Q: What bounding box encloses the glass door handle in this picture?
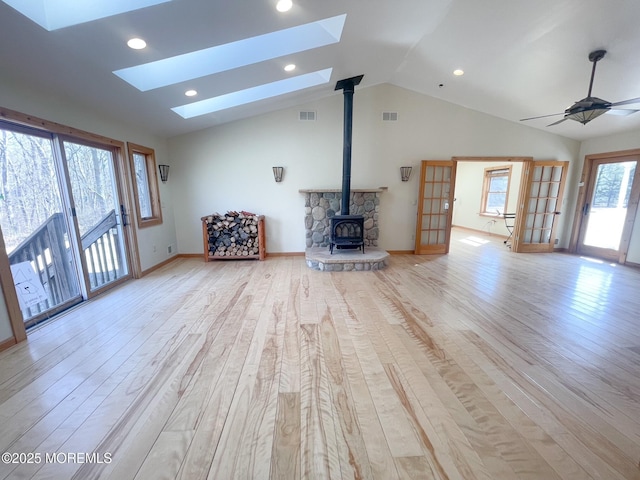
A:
[120,204,129,226]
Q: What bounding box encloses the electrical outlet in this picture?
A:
[554,238,559,245]
[167,245,173,254]
[153,245,157,252]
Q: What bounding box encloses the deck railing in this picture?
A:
[80,210,124,289]
[7,209,125,320]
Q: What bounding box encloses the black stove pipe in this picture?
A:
[334,75,364,215]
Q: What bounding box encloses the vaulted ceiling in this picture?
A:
[1,0,640,141]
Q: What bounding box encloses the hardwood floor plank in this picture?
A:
[299,322,336,479]
[278,257,301,394]
[271,392,301,480]
[323,281,400,480]
[319,303,374,480]
[207,263,286,479]
[331,276,424,459]
[0,229,639,479]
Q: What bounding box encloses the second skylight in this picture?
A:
[114,14,346,91]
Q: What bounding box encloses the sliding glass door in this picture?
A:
[63,140,129,293]
[0,124,82,327]
[0,122,132,328]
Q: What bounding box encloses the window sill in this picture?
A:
[137,217,163,228]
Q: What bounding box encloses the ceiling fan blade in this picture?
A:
[520,112,565,121]
[547,117,568,126]
[606,108,640,116]
[610,97,640,107]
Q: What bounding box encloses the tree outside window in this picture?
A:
[127,143,162,227]
[481,166,511,215]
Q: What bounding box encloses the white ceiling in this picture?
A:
[1,0,640,141]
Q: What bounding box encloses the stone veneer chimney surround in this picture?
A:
[300,188,385,248]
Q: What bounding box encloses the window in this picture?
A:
[481,166,511,215]
[127,143,162,228]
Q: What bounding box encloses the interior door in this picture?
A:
[512,161,568,253]
[574,154,640,262]
[414,160,457,254]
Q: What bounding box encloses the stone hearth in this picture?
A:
[305,247,389,271]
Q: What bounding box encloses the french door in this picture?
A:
[511,161,568,253]
[414,160,457,254]
[572,151,640,263]
[0,122,131,327]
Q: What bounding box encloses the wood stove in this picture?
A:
[328,75,366,255]
[330,215,364,254]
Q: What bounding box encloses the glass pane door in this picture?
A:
[63,140,129,293]
[513,161,568,253]
[577,159,638,261]
[415,160,456,254]
[0,125,82,327]
[583,161,635,249]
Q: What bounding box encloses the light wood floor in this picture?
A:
[1,229,639,479]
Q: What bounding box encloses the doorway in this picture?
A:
[571,150,640,263]
[415,157,567,255]
[0,122,132,328]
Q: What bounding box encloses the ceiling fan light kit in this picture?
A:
[521,49,640,126]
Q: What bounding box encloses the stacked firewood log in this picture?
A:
[202,211,261,257]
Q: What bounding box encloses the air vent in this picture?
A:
[299,111,316,121]
[382,111,398,121]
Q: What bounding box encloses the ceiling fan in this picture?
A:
[520,49,640,126]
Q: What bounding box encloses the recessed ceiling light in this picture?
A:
[453,69,464,76]
[284,64,296,72]
[185,89,197,97]
[276,0,292,12]
[127,38,147,50]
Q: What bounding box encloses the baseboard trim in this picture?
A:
[267,252,305,257]
[141,255,181,277]
[0,337,17,352]
[387,250,415,255]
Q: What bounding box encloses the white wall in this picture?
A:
[170,84,580,254]
[453,161,523,237]
[0,75,178,342]
[579,130,640,263]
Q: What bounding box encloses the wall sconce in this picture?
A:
[400,166,412,182]
[273,166,284,182]
[158,164,170,183]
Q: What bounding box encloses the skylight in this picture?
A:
[114,14,346,91]
[2,0,171,31]
[172,69,333,119]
